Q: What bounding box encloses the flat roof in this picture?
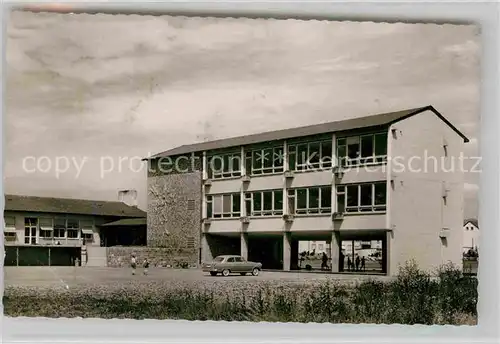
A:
[4,194,146,218]
[145,105,469,160]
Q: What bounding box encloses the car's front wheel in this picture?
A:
[252,268,260,276]
[222,269,230,277]
[210,272,217,276]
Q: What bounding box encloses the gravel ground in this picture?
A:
[4,266,393,292]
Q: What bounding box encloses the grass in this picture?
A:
[3,261,477,325]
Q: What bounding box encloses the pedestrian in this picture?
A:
[321,252,329,270]
[355,255,360,272]
[347,256,352,272]
[361,256,366,271]
[131,254,137,275]
[143,257,150,275]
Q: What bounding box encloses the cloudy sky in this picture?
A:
[4,11,480,217]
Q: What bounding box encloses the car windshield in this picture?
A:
[213,256,225,262]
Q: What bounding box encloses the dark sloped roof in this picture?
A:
[3,194,146,218]
[101,218,147,227]
[464,218,479,228]
[145,105,469,159]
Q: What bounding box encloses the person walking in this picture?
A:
[143,258,150,275]
[321,252,329,270]
[361,256,366,271]
[347,256,352,272]
[355,255,360,272]
[131,254,137,276]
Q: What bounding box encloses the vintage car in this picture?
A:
[202,255,263,277]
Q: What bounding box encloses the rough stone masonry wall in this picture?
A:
[145,155,203,267]
[107,246,198,268]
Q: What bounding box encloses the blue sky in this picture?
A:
[5,12,480,217]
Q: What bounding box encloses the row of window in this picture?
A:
[206,132,388,179]
[205,182,387,218]
[5,217,94,244]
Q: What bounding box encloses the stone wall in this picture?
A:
[107,246,198,268]
[146,159,202,266]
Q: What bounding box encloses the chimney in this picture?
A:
[118,189,138,207]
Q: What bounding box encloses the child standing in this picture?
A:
[131,254,137,275]
[143,258,150,275]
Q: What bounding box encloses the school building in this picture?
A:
[145,105,469,275]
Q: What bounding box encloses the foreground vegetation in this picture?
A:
[3,262,477,325]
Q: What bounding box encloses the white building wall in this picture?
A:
[389,110,465,274]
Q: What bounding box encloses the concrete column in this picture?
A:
[201,234,213,263]
[283,232,292,271]
[330,231,341,272]
[331,133,337,213]
[383,231,391,276]
[240,233,249,260]
[202,151,208,180]
[240,146,246,176]
[283,140,289,214]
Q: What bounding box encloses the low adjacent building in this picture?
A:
[3,191,146,266]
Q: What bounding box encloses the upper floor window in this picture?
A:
[206,193,241,218]
[288,139,332,171]
[245,146,284,176]
[67,219,80,239]
[80,220,95,240]
[39,218,54,238]
[336,182,386,213]
[288,186,332,215]
[245,189,283,216]
[54,218,66,238]
[4,216,16,229]
[207,152,242,179]
[337,132,387,166]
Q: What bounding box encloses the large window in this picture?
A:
[4,216,17,240]
[54,218,66,239]
[39,218,54,239]
[336,182,386,213]
[206,193,241,218]
[67,219,80,239]
[245,190,283,216]
[288,139,333,171]
[245,146,284,175]
[207,152,242,179]
[24,218,37,244]
[337,132,387,166]
[287,186,332,215]
[80,220,94,241]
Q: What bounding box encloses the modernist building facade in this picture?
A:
[3,192,146,266]
[146,105,468,275]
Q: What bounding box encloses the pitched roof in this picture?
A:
[101,218,147,227]
[145,105,469,159]
[3,194,146,218]
[464,218,479,228]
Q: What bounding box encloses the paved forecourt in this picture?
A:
[4,266,392,289]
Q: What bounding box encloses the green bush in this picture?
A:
[3,262,477,324]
